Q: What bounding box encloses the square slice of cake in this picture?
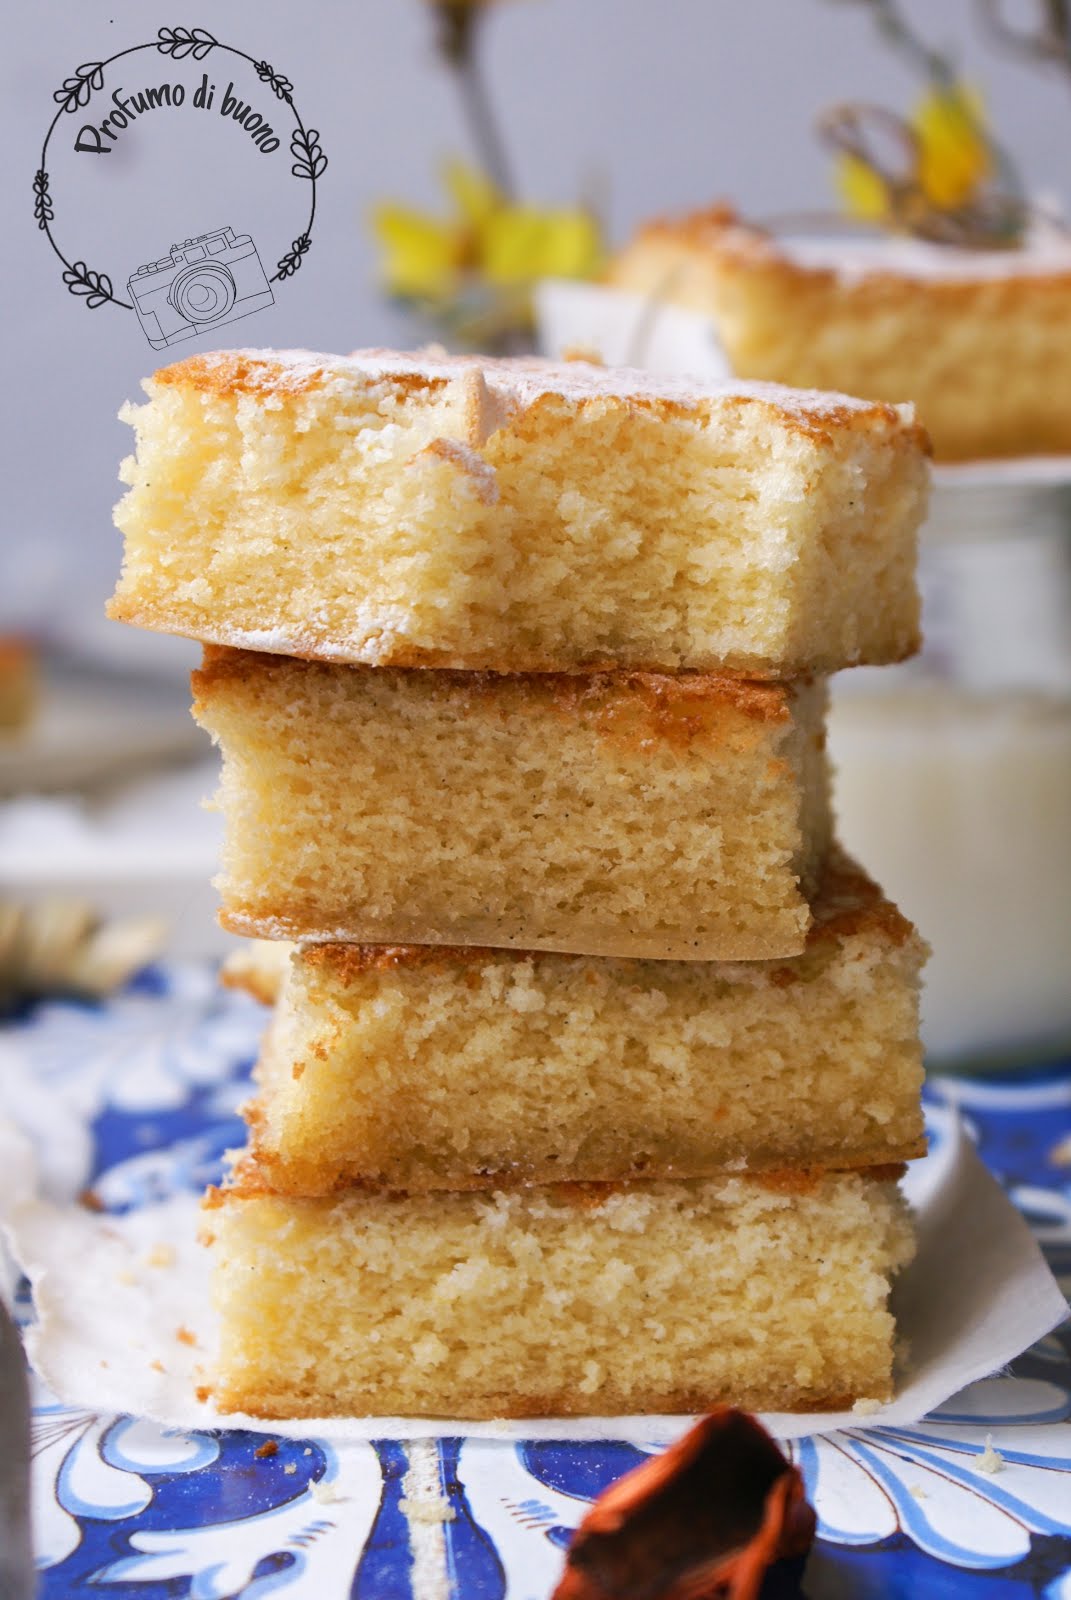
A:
[193,649,831,960]
[203,1163,914,1419]
[240,854,926,1195]
[109,347,927,674]
[608,205,1071,462]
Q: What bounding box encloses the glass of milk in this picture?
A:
[830,475,1071,1068]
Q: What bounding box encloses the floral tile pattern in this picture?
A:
[3,966,1069,1598]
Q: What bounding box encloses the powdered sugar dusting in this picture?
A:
[783,229,1071,286]
[167,346,915,430]
[183,610,439,667]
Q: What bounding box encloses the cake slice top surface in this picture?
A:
[150,345,926,443]
[631,203,1071,287]
[783,229,1071,284]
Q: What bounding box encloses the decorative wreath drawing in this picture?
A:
[34,26,326,313]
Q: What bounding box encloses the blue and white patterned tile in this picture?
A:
[31,1389,385,1598]
[2,966,1069,1598]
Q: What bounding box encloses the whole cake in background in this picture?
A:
[597,182,1071,1070]
[608,204,1071,462]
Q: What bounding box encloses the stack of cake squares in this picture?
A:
[109,348,931,1420]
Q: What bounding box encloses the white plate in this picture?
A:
[933,457,1071,491]
[0,663,205,796]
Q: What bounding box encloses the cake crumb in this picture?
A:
[99,1359,109,1369]
[175,1326,197,1347]
[146,1243,176,1268]
[304,1447,312,1456]
[1050,1133,1071,1168]
[150,1359,165,1373]
[284,1463,297,1476]
[79,1188,105,1212]
[852,1398,882,1417]
[978,1434,1005,1474]
[194,1384,212,1404]
[400,1496,457,1525]
[310,1478,342,1505]
[562,344,604,366]
[116,1268,137,1287]
[909,1484,928,1499]
[254,1440,278,1459]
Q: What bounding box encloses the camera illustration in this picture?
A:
[128,227,274,349]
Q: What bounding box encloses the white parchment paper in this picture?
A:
[1,1109,1065,1446]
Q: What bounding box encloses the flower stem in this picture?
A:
[976,0,1071,75]
[432,2,516,198]
[825,0,1027,235]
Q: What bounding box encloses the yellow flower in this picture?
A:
[443,159,499,229]
[833,81,993,226]
[913,84,991,209]
[370,205,462,301]
[371,159,602,306]
[482,205,602,285]
[834,153,890,222]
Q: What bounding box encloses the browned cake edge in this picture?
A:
[239,1122,926,1197]
[205,1381,876,1421]
[205,1158,909,1208]
[147,345,929,451]
[107,598,921,677]
[218,844,903,991]
[618,201,1071,305]
[226,846,911,987]
[217,908,812,963]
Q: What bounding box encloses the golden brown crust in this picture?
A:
[626,202,1071,302]
[753,1162,907,1196]
[218,905,811,963]
[299,943,527,979]
[807,851,918,949]
[238,847,916,994]
[213,1151,910,1205]
[211,1382,880,1421]
[193,644,796,726]
[609,205,1071,459]
[635,202,743,242]
[153,350,451,403]
[107,597,923,677]
[146,344,923,439]
[240,1128,927,1198]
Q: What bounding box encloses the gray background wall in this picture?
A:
[4,0,1069,665]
